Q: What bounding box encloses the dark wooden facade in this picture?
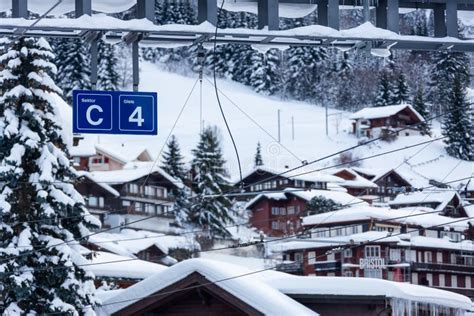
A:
[355,169,413,201]
[248,195,306,237]
[112,272,264,316]
[332,169,377,196]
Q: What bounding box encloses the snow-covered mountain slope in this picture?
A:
[78,61,473,189]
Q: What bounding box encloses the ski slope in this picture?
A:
[78,61,473,189]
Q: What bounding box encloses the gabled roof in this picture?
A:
[245,188,367,210]
[95,143,153,165]
[371,166,430,188]
[76,170,120,197]
[350,104,425,122]
[99,258,317,315]
[331,168,378,189]
[389,190,463,213]
[90,162,183,189]
[238,165,342,184]
[301,205,470,231]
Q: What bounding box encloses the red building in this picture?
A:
[275,205,474,298]
[245,188,365,237]
[350,104,425,138]
[330,168,378,199]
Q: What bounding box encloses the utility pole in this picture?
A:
[278,109,281,143]
[291,116,295,141]
[363,0,370,23]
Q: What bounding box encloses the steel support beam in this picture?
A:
[317,0,328,27]
[132,41,139,92]
[75,0,91,18]
[376,0,387,29]
[198,0,217,25]
[433,4,446,37]
[258,0,279,30]
[446,1,458,38]
[136,0,154,21]
[387,0,399,33]
[12,0,28,18]
[328,0,339,30]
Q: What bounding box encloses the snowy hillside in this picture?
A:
[75,61,473,188]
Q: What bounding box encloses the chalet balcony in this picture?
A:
[276,261,303,274]
[412,262,474,274]
[122,192,175,202]
[314,261,341,272]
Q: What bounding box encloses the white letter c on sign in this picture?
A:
[86,105,104,126]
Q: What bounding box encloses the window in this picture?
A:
[412,272,418,285]
[436,252,443,263]
[424,251,432,263]
[308,251,316,264]
[280,208,286,215]
[294,180,305,187]
[439,274,445,287]
[271,181,277,189]
[452,275,458,288]
[122,200,131,207]
[450,253,457,264]
[271,221,280,230]
[271,207,280,216]
[426,273,433,286]
[88,196,98,207]
[287,206,295,215]
[128,184,139,194]
[390,249,401,262]
[295,253,303,263]
[466,276,471,289]
[156,187,165,197]
[365,269,382,279]
[352,225,360,234]
[365,246,381,258]
[343,249,352,258]
[344,271,353,277]
[144,186,155,197]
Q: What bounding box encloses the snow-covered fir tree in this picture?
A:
[190,126,234,237]
[54,38,91,104]
[305,196,343,216]
[442,74,473,161]
[429,51,470,113]
[161,135,190,224]
[254,142,263,166]
[97,39,120,91]
[0,37,99,315]
[374,70,395,107]
[393,72,410,104]
[412,87,431,136]
[161,134,187,181]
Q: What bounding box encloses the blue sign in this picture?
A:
[73,90,157,135]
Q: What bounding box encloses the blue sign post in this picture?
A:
[73,90,158,135]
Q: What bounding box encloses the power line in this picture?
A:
[95,215,474,312]
[212,0,243,187]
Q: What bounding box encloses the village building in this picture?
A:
[463,180,474,203]
[234,166,342,199]
[97,258,471,316]
[330,168,378,199]
[274,205,474,298]
[245,188,366,237]
[389,190,468,218]
[350,104,425,138]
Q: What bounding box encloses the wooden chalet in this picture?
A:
[98,259,471,316]
[235,166,341,199]
[245,188,365,237]
[350,104,425,138]
[330,168,378,198]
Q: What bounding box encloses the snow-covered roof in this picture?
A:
[261,273,471,311]
[389,190,462,212]
[239,165,342,184]
[86,251,167,280]
[88,229,197,257]
[99,258,318,315]
[370,166,430,188]
[76,170,120,197]
[95,143,152,165]
[90,162,183,189]
[350,104,425,122]
[245,188,366,210]
[302,205,470,231]
[331,168,378,189]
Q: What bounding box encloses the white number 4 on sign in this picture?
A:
[129,107,145,126]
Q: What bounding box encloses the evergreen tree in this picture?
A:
[190,127,234,237]
[0,37,99,314]
[254,142,263,166]
[393,72,410,104]
[442,75,473,161]
[412,87,431,136]
[161,135,187,181]
[374,71,395,107]
[97,39,120,91]
[335,51,356,110]
[55,38,91,104]
[429,51,470,113]
[305,196,343,216]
